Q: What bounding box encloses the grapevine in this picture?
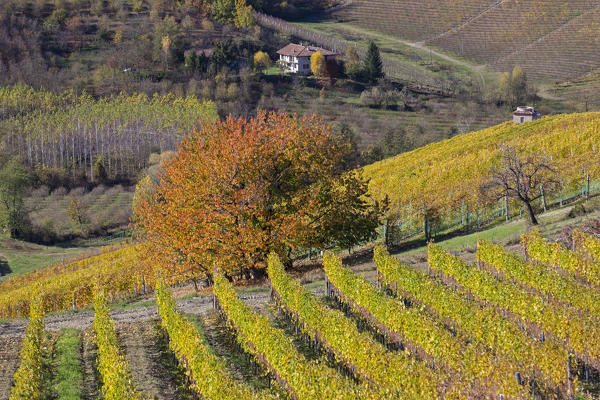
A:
[323,251,526,399]
[428,243,600,371]
[93,289,144,400]
[375,245,568,390]
[9,297,46,400]
[267,253,441,399]
[155,279,277,400]
[213,271,385,400]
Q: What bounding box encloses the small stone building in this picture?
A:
[276,43,338,75]
[513,106,541,124]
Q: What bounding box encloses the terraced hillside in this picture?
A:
[334,0,496,42]
[333,0,600,81]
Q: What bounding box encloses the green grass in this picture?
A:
[0,234,87,281]
[397,199,596,257]
[293,21,482,84]
[52,328,84,400]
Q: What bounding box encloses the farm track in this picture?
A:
[0,335,23,400]
[0,292,272,338]
[81,328,99,400]
[116,320,180,400]
[327,22,485,73]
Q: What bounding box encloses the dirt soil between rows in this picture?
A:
[0,335,23,400]
[0,292,271,338]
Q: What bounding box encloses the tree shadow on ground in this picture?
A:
[0,257,11,276]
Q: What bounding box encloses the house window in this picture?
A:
[520,117,524,123]
[303,64,309,69]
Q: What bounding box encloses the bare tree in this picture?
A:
[482,146,557,225]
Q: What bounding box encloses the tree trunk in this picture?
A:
[524,201,538,225]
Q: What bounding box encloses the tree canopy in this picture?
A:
[364,42,383,83]
[310,51,325,77]
[0,157,31,238]
[133,112,383,281]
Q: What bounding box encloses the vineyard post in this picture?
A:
[540,185,547,213]
[514,371,522,385]
[560,180,564,207]
[504,195,509,221]
[423,201,428,240]
[566,355,572,398]
[586,174,590,199]
[383,218,389,248]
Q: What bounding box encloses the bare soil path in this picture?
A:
[81,328,99,400]
[0,292,271,338]
[115,320,180,400]
[0,335,23,400]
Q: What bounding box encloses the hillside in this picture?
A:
[362,112,600,236]
[332,0,600,82]
[3,223,600,399]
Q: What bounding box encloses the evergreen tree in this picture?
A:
[364,42,383,84]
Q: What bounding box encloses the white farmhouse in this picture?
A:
[276,43,338,75]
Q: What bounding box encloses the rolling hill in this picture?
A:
[362,112,600,232]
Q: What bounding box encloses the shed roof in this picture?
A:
[513,106,539,116]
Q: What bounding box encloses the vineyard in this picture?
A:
[4,229,600,399]
[362,112,600,238]
[332,0,600,81]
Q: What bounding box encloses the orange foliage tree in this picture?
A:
[133,112,383,283]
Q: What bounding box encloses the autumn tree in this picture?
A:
[153,16,180,64]
[497,66,528,107]
[310,51,325,77]
[67,196,88,233]
[345,46,362,80]
[133,112,383,282]
[253,50,272,71]
[511,66,527,106]
[234,0,255,27]
[212,0,236,23]
[481,146,558,225]
[162,35,171,70]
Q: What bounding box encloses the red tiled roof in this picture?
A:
[277,43,338,57]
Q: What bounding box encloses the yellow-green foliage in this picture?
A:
[9,298,46,400]
[155,279,276,400]
[478,238,600,320]
[522,230,600,286]
[0,244,152,318]
[93,290,143,400]
[267,253,439,399]
[323,252,524,399]
[428,242,600,372]
[213,272,382,400]
[362,113,600,224]
[572,229,600,264]
[375,245,568,390]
